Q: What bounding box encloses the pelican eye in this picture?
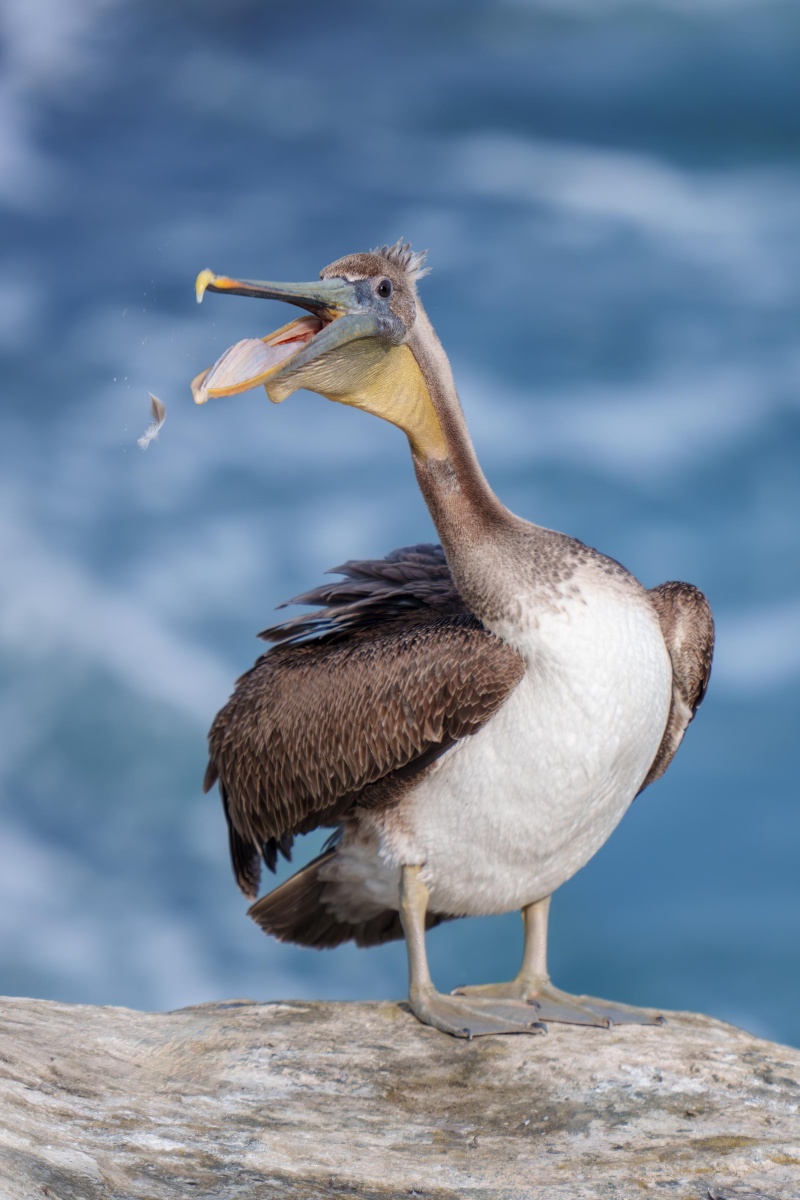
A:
[375,278,393,299]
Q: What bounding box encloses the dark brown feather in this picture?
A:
[262,542,462,645]
[220,785,262,897]
[205,545,525,898]
[640,581,715,792]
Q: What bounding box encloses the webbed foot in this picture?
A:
[409,985,547,1039]
[452,980,664,1027]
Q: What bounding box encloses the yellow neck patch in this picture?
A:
[267,340,448,462]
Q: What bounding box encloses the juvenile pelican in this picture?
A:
[194,242,713,1038]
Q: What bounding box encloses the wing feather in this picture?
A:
[640,581,714,792]
[205,546,525,898]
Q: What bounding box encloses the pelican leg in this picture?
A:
[453,895,665,1027]
[399,865,546,1039]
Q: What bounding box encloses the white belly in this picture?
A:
[329,585,672,919]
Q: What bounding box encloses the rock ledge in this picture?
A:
[1,996,799,1199]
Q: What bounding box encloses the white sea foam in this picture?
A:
[0,813,403,1010]
[0,490,233,724]
[451,133,800,302]
[461,353,800,482]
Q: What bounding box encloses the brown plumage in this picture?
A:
[205,544,525,906]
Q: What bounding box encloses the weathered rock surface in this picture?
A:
[0,996,798,1199]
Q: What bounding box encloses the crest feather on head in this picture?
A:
[372,239,430,283]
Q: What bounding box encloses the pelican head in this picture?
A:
[193,241,448,460]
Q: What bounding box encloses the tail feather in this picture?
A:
[248,849,449,949]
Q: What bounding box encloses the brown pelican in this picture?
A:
[193,242,714,1038]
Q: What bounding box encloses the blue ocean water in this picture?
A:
[1,0,798,1045]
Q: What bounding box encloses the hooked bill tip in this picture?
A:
[195,269,216,304]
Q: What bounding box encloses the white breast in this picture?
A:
[343,582,672,919]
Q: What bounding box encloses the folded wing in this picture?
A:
[204,545,525,898]
[640,580,714,793]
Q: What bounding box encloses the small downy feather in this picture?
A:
[138,393,166,449]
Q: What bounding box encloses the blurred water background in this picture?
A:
[1,0,798,1046]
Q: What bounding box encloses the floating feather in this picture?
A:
[138,393,166,449]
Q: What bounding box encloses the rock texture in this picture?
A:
[0,996,799,1199]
